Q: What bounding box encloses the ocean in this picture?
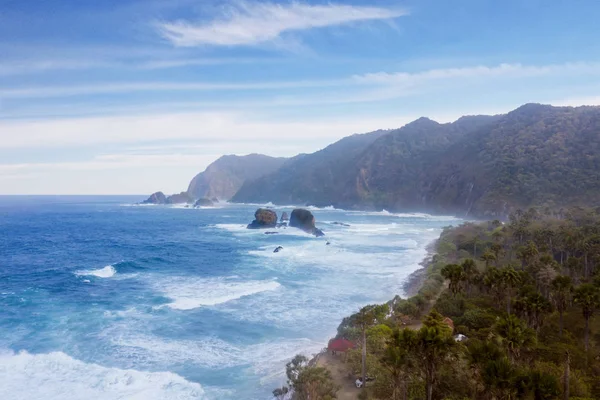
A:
[0,196,461,400]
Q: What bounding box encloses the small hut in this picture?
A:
[328,338,356,358]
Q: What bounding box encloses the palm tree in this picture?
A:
[518,241,539,270]
[441,263,465,297]
[480,251,496,269]
[461,259,479,296]
[494,314,536,363]
[573,284,600,351]
[499,266,522,314]
[514,290,552,333]
[481,357,518,400]
[490,243,504,265]
[550,275,572,336]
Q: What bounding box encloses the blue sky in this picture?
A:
[1,0,600,194]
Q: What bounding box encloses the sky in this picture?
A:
[1,0,600,195]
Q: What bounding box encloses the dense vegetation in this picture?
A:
[233,104,600,219]
[282,207,600,399]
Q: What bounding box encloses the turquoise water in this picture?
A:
[0,196,460,399]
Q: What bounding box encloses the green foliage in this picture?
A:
[326,209,600,400]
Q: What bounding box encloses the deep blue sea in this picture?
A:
[0,196,460,400]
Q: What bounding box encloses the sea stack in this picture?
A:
[247,208,278,229]
[289,208,325,237]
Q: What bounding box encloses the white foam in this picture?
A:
[75,265,116,278]
[0,350,204,400]
[157,277,282,310]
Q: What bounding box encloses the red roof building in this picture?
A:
[328,338,356,352]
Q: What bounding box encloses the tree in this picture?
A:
[494,314,536,363]
[499,266,522,314]
[294,366,338,400]
[351,304,388,388]
[522,370,560,400]
[573,283,600,351]
[414,310,456,400]
[441,263,465,297]
[283,354,338,400]
[461,258,479,296]
[481,357,518,400]
[382,328,416,400]
[550,275,572,336]
[272,386,289,400]
[286,354,309,388]
[490,243,504,265]
[514,290,552,333]
[480,251,496,269]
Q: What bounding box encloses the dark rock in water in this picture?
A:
[194,198,214,207]
[331,222,351,227]
[326,241,331,245]
[289,208,325,237]
[280,212,289,222]
[265,231,279,235]
[141,191,167,204]
[166,191,195,204]
[210,197,219,203]
[276,222,288,228]
[273,246,283,253]
[247,208,278,229]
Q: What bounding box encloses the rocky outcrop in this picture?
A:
[280,212,289,222]
[247,208,278,229]
[141,191,167,204]
[194,198,214,207]
[289,208,325,237]
[331,222,351,227]
[166,192,194,204]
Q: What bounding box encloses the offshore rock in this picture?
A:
[289,208,325,237]
[194,198,214,207]
[141,191,167,204]
[247,208,278,229]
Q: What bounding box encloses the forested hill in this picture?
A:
[231,104,600,218]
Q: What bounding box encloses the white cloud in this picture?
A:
[0,154,220,173]
[353,62,600,86]
[158,1,407,47]
[0,79,341,99]
[4,61,599,101]
[0,111,415,149]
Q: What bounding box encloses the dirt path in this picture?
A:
[316,352,359,400]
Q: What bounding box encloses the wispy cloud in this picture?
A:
[158,1,407,47]
[4,62,599,102]
[353,62,600,85]
[0,56,280,76]
[0,111,414,149]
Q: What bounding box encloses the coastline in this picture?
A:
[307,236,441,365]
[402,239,438,298]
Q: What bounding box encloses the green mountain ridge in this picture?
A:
[230,103,600,218]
